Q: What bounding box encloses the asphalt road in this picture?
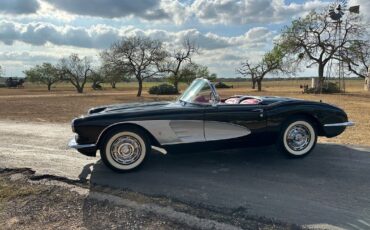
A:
[1,120,370,229]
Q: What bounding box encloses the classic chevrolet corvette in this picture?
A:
[69,78,353,172]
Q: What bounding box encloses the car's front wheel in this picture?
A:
[100,127,149,172]
[278,117,317,157]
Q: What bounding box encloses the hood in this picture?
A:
[87,101,174,115]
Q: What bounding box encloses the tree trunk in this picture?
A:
[111,81,116,89]
[252,78,256,89]
[257,79,262,92]
[366,67,370,91]
[365,77,370,91]
[47,83,51,91]
[317,63,325,93]
[173,80,179,93]
[137,79,143,97]
[77,86,83,93]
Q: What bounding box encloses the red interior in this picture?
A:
[240,98,261,105]
[224,97,261,105]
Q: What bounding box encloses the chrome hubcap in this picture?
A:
[286,124,311,151]
[110,136,142,165]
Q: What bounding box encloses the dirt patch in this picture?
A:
[0,169,300,230]
[0,93,175,123]
[0,169,192,230]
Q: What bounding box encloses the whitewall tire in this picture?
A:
[278,118,317,157]
[100,128,149,172]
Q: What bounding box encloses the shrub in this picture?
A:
[215,82,232,89]
[322,82,341,93]
[148,84,178,95]
[303,82,341,94]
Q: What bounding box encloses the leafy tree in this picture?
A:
[237,62,258,89]
[279,10,362,91]
[208,73,218,82]
[59,54,93,93]
[101,62,130,89]
[24,63,60,91]
[101,36,167,96]
[160,38,198,92]
[176,63,217,85]
[238,45,289,91]
[89,69,104,90]
[343,40,370,79]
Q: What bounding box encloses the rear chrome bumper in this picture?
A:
[68,137,96,149]
[323,121,355,127]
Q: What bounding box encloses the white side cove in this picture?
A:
[125,120,251,145]
[204,121,251,141]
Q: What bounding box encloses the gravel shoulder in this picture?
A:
[0,169,297,230]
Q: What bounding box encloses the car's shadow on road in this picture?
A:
[80,143,370,229]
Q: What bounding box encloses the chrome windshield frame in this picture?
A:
[178,78,220,106]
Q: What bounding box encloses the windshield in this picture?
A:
[178,78,218,105]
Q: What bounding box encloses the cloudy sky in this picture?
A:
[0,0,368,78]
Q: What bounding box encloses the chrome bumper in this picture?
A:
[68,137,96,149]
[323,121,355,127]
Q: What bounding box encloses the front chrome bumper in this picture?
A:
[68,137,96,149]
[323,121,355,127]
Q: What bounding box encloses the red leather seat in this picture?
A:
[240,99,260,105]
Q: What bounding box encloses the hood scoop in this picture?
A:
[88,107,106,114]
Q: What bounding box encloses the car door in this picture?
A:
[203,104,266,141]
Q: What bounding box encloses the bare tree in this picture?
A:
[101,61,131,89]
[279,10,362,91]
[24,63,60,91]
[237,45,289,91]
[343,40,370,79]
[59,54,92,93]
[160,38,198,92]
[89,69,104,90]
[237,62,258,89]
[101,36,167,97]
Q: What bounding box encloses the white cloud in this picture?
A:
[0,20,275,78]
[40,0,189,25]
[0,20,274,51]
[1,0,364,79]
[191,0,328,25]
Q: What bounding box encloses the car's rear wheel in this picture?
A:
[100,127,149,172]
[277,117,317,157]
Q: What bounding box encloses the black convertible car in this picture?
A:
[69,78,354,172]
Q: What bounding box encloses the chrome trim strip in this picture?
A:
[95,120,206,146]
[68,137,96,149]
[95,120,252,146]
[323,121,355,127]
[151,146,167,155]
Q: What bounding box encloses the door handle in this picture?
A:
[252,109,263,113]
[252,109,264,117]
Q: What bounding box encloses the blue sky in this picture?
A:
[0,0,368,78]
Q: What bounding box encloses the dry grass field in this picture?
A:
[0,79,369,146]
